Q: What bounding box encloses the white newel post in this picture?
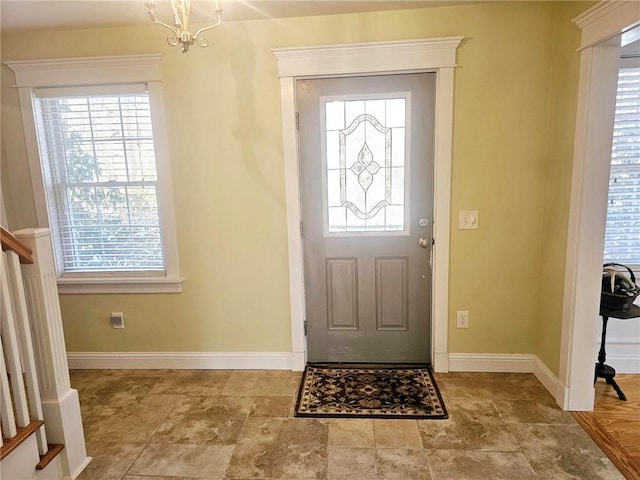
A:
[13,228,91,479]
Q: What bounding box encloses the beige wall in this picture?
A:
[0,2,590,370]
[535,3,587,374]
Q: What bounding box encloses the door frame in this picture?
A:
[560,2,640,410]
[273,37,463,371]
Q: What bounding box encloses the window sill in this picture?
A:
[56,276,184,294]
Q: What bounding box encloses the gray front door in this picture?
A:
[298,73,436,363]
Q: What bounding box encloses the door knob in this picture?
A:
[418,238,429,249]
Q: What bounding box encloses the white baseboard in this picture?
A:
[67,352,293,370]
[598,355,640,374]
[448,353,565,407]
[433,352,450,373]
[596,339,640,374]
[67,351,572,407]
[533,355,565,401]
[290,351,306,371]
[448,353,534,373]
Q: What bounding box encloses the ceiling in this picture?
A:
[0,0,476,32]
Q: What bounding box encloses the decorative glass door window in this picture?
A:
[323,95,408,233]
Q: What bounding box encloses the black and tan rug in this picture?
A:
[295,364,448,419]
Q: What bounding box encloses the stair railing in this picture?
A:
[1,226,49,458]
[1,227,90,477]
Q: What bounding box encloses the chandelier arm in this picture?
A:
[147,11,181,45]
[169,0,187,31]
[146,1,223,52]
[193,13,222,46]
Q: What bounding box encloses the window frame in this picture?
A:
[603,55,640,273]
[6,55,183,294]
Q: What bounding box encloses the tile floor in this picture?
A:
[71,369,625,480]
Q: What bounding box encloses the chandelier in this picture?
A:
[145,0,223,53]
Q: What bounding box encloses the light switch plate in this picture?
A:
[459,210,479,229]
[110,312,124,329]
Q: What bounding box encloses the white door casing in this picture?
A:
[560,2,640,411]
[273,37,462,371]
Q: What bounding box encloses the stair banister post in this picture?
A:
[13,228,91,479]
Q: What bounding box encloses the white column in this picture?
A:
[13,228,91,479]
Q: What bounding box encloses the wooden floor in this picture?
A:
[573,374,640,480]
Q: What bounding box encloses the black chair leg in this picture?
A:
[605,376,627,401]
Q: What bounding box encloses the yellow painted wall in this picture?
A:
[535,2,588,374]
[0,2,590,367]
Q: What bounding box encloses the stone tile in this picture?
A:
[257,375,301,396]
[151,395,254,444]
[225,418,328,479]
[376,448,431,480]
[326,445,430,480]
[264,370,303,378]
[77,442,146,480]
[438,373,551,401]
[83,394,180,442]
[417,398,519,452]
[227,370,269,379]
[250,396,295,417]
[495,399,555,424]
[426,450,538,480]
[436,372,513,380]
[328,419,375,447]
[536,401,578,425]
[68,370,630,480]
[495,399,576,425]
[222,373,300,396]
[373,419,422,449]
[129,444,235,478]
[226,442,327,479]
[149,370,232,396]
[77,374,159,418]
[70,370,99,392]
[327,447,377,480]
[509,424,625,480]
[71,369,167,393]
[277,418,330,446]
[125,477,217,480]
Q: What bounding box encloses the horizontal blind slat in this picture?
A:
[35,91,166,273]
[604,66,640,266]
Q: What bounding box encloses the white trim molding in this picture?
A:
[56,275,184,294]
[273,38,462,78]
[448,353,534,373]
[67,352,293,370]
[272,37,463,373]
[448,353,564,404]
[5,54,183,294]
[533,356,565,403]
[559,2,640,411]
[596,338,640,374]
[5,54,164,87]
[67,351,570,404]
[598,354,640,374]
[574,1,640,49]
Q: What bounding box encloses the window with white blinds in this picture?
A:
[34,86,165,273]
[604,61,640,269]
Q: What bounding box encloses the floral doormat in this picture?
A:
[295,364,448,419]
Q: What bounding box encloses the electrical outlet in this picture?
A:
[110,312,124,329]
[456,310,469,329]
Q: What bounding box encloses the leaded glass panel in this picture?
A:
[324,97,407,233]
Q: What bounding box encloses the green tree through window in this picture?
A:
[37,92,165,273]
